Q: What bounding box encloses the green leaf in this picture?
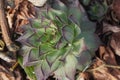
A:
[77,13,100,52]
[62,26,74,43]
[51,0,68,12]
[18,56,37,80]
[31,19,41,28]
[73,38,86,56]
[77,50,92,71]
[55,37,67,49]
[51,59,63,72]
[54,66,68,80]
[34,63,44,80]
[34,60,51,80]
[46,49,66,67]
[40,43,53,54]
[23,48,40,66]
[41,60,51,79]
[64,55,77,80]
[68,8,82,26]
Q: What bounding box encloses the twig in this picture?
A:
[0,0,19,52]
[87,64,120,72]
[87,64,105,72]
[105,64,120,69]
[10,61,19,71]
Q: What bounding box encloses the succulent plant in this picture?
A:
[80,0,108,20]
[17,0,100,80]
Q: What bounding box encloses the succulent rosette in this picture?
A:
[17,0,100,80]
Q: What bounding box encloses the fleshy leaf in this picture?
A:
[50,0,68,12]
[41,60,51,79]
[46,49,65,67]
[54,66,68,80]
[18,56,36,80]
[54,55,77,80]
[73,38,87,56]
[34,63,44,80]
[55,37,67,49]
[64,55,77,80]
[51,58,63,72]
[62,26,74,43]
[77,50,92,71]
[68,8,81,26]
[78,11,101,53]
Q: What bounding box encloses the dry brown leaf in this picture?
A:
[89,58,120,80]
[110,32,120,56]
[14,0,35,32]
[7,0,36,34]
[77,45,120,80]
[0,59,29,80]
[103,23,120,33]
[99,46,117,65]
[7,8,16,29]
[87,46,120,80]
[77,72,92,80]
[112,0,120,20]
[100,23,120,57]
[0,64,15,80]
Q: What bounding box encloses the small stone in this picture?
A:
[28,0,47,7]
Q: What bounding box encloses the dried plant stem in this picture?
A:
[0,0,19,52]
[105,64,120,69]
[10,61,19,71]
[0,0,12,44]
[87,64,120,72]
[87,64,105,72]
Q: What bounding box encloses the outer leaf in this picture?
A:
[48,9,68,23]
[78,11,101,53]
[18,56,36,80]
[68,8,82,26]
[64,55,77,80]
[34,60,52,80]
[54,55,77,80]
[22,46,41,66]
[54,66,69,80]
[50,0,68,12]
[34,63,44,80]
[77,50,92,71]
[73,38,87,56]
[41,60,51,79]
